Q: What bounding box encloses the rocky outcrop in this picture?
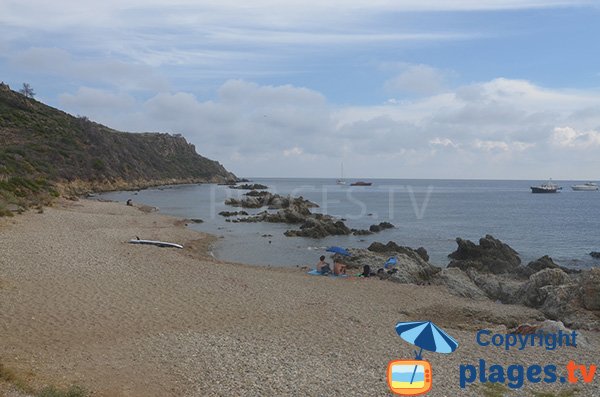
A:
[447,235,521,274]
[343,246,441,284]
[227,193,351,238]
[219,211,249,217]
[284,217,351,238]
[369,222,395,233]
[230,184,268,190]
[422,235,600,329]
[581,268,600,311]
[225,192,318,210]
[431,268,488,300]
[368,241,430,264]
[590,252,600,259]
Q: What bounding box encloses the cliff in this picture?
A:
[0,82,236,213]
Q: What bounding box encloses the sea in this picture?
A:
[97,178,600,269]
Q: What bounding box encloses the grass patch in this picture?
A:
[479,382,510,397]
[37,385,87,397]
[532,388,580,397]
[1,363,87,397]
[0,363,33,393]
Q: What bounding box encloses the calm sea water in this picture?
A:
[98,178,600,269]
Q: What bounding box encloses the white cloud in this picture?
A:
[429,137,459,148]
[385,64,449,95]
[10,47,169,92]
[551,126,600,148]
[52,77,600,178]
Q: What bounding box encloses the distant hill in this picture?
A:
[0,82,236,214]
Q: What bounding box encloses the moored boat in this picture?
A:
[571,182,598,191]
[531,180,561,193]
[350,181,372,186]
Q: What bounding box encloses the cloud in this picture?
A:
[10,47,169,92]
[551,126,600,148]
[385,64,449,95]
[52,76,600,178]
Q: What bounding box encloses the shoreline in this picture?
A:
[1,199,599,396]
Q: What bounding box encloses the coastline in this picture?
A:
[1,199,599,396]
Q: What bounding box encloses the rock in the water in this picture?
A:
[416,247,429,262]
[352,229,373,236]
[368,241,431,266]
[369,222,395,233]
[447,235,521,274]
[581,268,600,311]
[218,211,249,217]
[527,255,559,273]
[590,251,600,259]
[230,183,268,190]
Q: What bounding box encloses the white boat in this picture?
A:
[571,182,599,191]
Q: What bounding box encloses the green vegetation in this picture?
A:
[479,382,511,397]
[532,388,580,397]
[38,385,87,397]
[0,83,235,214]
[1,362,88,397]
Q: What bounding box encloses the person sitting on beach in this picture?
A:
[316,255,331,274]
[333,259,347,276]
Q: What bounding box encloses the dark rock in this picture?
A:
[226,192,318,210]
[369,222,395,233]
[368,241,426,264]
[245,190,270,197]
[352,229,373,236]
[590,252,600,259]
[527,255,559,273]
[416,247,429,262]
[219,211,249,217]
[189,218,203,223]
[447,235,521,274]
[230,183,268,190]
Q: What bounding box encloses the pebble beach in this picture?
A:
[1,199,599,396]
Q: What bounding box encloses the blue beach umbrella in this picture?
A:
[395,321,459,384]
[395,321,458,358]
[326,246,351,256]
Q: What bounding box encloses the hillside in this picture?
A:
[0,82,236,214]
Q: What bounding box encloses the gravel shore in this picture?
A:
[0,199,598,396]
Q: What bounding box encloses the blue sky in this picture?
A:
[1,1,600,179]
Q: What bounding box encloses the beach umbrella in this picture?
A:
[384,256,397,269]
[326,246,351,256]
[395,321,459,384]
[395,321,458,358]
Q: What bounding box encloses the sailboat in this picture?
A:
[336,162,346,185]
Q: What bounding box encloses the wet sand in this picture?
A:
[0,199,598,396]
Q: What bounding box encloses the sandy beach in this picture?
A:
[1,199,599,396]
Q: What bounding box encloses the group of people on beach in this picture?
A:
[316,255,347,275]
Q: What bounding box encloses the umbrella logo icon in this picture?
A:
[387,321,459,396]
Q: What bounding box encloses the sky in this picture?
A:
[1,0,600,179]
